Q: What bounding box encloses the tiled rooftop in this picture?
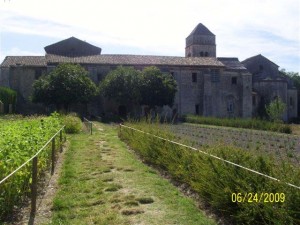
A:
[1,54,225,67]
[217,57,248,71]
[1,56,46,67]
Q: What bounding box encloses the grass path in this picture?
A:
[50,122,216,225]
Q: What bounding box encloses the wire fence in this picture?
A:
[120,124,300,190]
[0,125,65,224]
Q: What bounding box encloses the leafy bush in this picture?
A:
[119,122,300,224]
[0,86,17,113]
[183,115,292,134]
[63,114,82,134]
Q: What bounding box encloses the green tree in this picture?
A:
[265,97,286,122]
[32,63,98,111]
[99,66,177,116]
[99,66,142,106]
[140,66,177,109]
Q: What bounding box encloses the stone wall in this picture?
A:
[0,67,10,87]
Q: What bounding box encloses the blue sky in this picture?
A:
[0,0,299,72]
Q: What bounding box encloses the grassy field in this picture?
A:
[50,122,216,225]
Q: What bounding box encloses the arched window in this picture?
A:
[205,52,209,57]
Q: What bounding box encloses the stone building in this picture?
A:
[242,54,298,120]
[0,23,297,120]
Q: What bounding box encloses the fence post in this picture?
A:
[30,156,38,218]
[51,138,55,175]
[60,130,63,153]
[90,122,92,135]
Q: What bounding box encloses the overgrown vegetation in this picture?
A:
[0,86,17,113]
[183,115,292,134]
[0,113,63,221]
[119,121,300,224]
[62,114,82,134]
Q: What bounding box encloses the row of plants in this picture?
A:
[183,115,292,134]
[119,121,300,225]
[170,124,300,165]
[0,113,64,220]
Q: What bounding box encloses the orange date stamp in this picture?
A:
[231,192,285,203]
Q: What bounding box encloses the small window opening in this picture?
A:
[227,101,234,113]
[200,52,204,57]
[195,104,200,115]
[97,73,102,82]
[290,97,294,106]
[192,73,197,83]
[205,52,209,57]
[35,69,42,79]
[259,65,264,71]
[231,77,237,84]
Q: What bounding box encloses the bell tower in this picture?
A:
[185,23,216,57]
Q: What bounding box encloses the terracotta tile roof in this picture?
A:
[1,56,46,67]
[45,54,224,67]
[217,57,248,71]
[1,54,225,68]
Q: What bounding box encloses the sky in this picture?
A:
[0,0,299,72]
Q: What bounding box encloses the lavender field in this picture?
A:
[169,123,300,165]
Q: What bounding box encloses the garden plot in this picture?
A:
[168,123,300,165]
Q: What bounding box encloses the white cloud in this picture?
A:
[0,47,42,63]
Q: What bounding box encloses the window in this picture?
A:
[200,52,204,57]
[205,52,208,57]
[211,69,220,82]
[195,104,200,115]
[227,100,234,113]
[97,73,102,82]
[170,72,175,77]
[192,73,197,83]
[259,65,264,71]
[35,69,42,79]
[290,97,294,106]
[231,77,237,84]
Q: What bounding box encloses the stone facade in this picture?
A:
[242,54,298,120]
[0,24,297,120]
